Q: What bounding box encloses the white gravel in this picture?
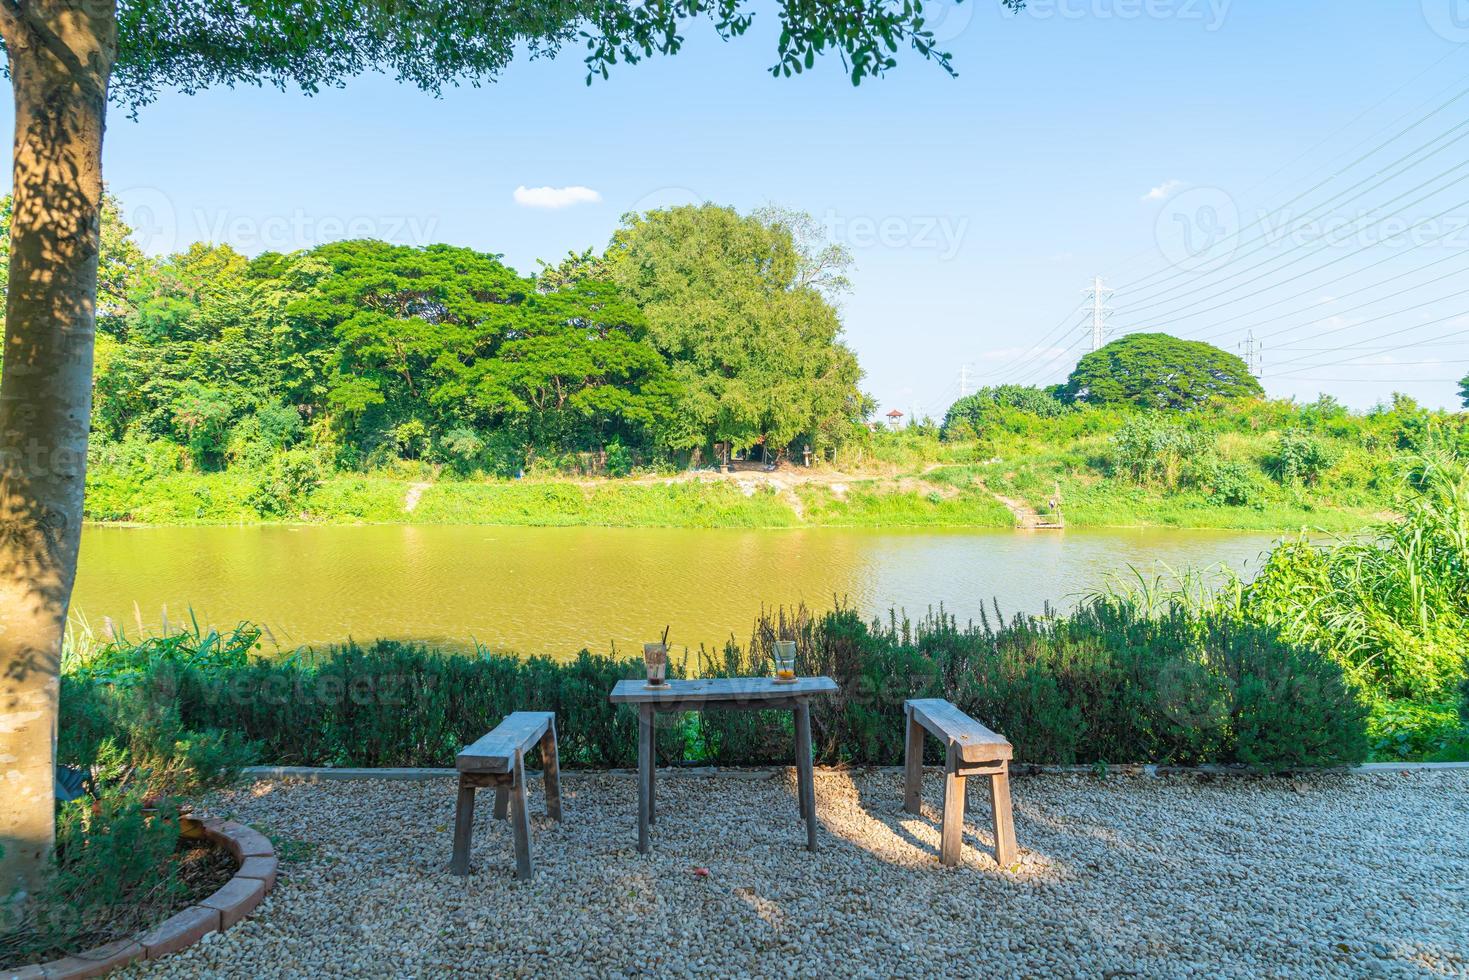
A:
[127,769,1469,978]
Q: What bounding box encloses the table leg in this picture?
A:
[792,707,809,817]
[794,701,817,851]
[638,702,653,854]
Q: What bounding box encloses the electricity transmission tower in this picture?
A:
[958,364,971,398]
[1084,275,1113,351]
[1241,330,1263,378]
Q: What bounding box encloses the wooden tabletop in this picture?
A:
[609,676,838,704]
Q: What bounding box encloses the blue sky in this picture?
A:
[14,0,1469,413]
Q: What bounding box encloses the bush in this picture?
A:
[1109,415,1208,490]
[62,603,1370,773]
[1,791,186,965]
[1366,699,1464,761]
[1265,429,1336,485]
[246,447,324,517]
[604,437,634,477]
[440,426,485,474]
[1218,619,1370,771]
[1193,456,1262,507]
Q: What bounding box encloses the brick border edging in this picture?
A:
[13,818,277,979]
[239,759,1469,782]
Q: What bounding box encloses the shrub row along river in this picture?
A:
[72,525,1282,659]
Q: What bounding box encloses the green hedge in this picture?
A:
[61,602,1370,775]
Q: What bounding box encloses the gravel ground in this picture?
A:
[126,769,1468,978]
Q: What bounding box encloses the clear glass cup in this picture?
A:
[772,640,797,681]
[643,642,668,686]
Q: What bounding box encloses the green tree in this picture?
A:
[1459,372,1468,410]
[268,240,677,463]
[941,384,1065,440]
[605,204,863,460]
[1063,333,1263,410]
[470,278,680,461]
[0,0,1024,896]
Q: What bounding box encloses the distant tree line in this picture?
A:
[0,199,867,477]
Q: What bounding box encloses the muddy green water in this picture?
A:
[71,525,1282,659]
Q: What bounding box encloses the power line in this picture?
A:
[977,297,1088,386]
[1114,159,1469,323]
[1109,189,1469,336]
[1098,52,1469,291]
[1272,375,1463,382]
[1007,327,1090,387]
[1163,221,1469,344]
[1116,94,1469,298]
[1181,255,1469,351]
[982,66,1469,387]
[1264,309,1469,372]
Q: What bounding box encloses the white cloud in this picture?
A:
[1142,179,1186,202]
[512,185,602,209]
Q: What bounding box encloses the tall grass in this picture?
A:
[1243,451,1468,699]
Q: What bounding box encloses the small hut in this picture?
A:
[885,408,905,430]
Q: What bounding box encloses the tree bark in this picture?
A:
[0,0,114,900]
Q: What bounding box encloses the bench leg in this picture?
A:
[637,703,653,854]
[509,751,534,880]
[940,746,966,867]
[540,719,563,822]
[989,763,1018,868]
[493,784,509,820]
[902,704,924,815]
[794,701,817,851]
[450,776,475,876]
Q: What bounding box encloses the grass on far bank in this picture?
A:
[84,467,1019,530]
[85,463,1365,532]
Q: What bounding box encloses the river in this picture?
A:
[70,524,1282,658]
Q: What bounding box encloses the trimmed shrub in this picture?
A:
[61,602,1371,774]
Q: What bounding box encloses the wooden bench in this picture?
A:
[903,698,1018,868]
[450,711,562,879]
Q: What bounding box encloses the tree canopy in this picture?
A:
[23,197,865,476]
[604,204,864,458]
[1459,371,1468,410]
[1062,333,1264,410]
[940,384,1064,439]
[97,0,1028,112]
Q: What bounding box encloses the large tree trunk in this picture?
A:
[0,0,114,900]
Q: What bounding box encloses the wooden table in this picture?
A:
[609,676,839,854]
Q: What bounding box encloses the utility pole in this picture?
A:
[1241,330,1263,378]
[1084,275,1113,352]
